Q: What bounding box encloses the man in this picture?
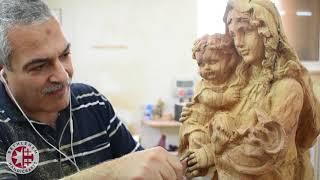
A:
[0,0,184,179]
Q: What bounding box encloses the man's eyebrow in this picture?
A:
[22,43,71,71]
[61,43,71,55]
[23,58,50,71]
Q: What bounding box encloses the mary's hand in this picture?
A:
[223,86,241,106]
[185,148,210,178]
[179,102,194,122]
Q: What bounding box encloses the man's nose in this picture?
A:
[49,59,69,83]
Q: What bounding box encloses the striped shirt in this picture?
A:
[0,82,143,179]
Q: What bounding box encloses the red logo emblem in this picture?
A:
[6,141,39,174]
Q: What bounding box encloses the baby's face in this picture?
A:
[196,49,234,84]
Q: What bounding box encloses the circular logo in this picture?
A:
[6,141,39,174]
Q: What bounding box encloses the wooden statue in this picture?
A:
[179,33,241,177]
[179,0,320,179]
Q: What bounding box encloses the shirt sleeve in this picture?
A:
[103,99,144,158]
[85,86,144,158]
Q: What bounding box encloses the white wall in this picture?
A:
[46,0,198,130]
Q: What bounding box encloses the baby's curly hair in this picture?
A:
[192,33,236,60]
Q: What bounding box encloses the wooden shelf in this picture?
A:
[142,120,181,128]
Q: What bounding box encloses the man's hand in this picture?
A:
[64,147,185,180]
[115,147,184,179]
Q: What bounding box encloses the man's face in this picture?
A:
[227,10,265,65]
[196,49,232,84]
[4,17,73,115]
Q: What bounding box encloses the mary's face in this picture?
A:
[227,10,265,66]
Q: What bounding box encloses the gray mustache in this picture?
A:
[42,79,71,95]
